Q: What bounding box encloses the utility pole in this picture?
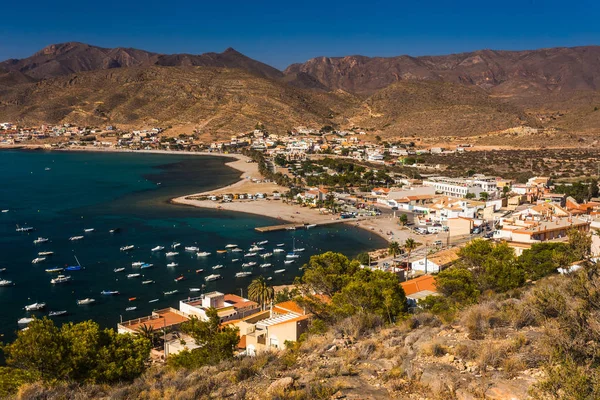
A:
[163,316,167,361]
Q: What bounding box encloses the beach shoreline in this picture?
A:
[3,144,402,245]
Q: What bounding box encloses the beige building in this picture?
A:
[447,217,474,237]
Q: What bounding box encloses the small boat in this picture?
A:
[284,260,295,265]
[45,267,63,273]
[184,246,199,252]
[149,299,159,303]
[244,252,257,257]
[164,290,179,295]
[189,288,201,292]
[249,246,263,252]
[109,228,121,234]
[195,269,204,274]
[276,243,285,247]
[18,317,34,325]
[69,236,84,241]
[33,237,49,244]
[127,273,141,278]
[266,277,273,281]
[260,263,272,268]
[16,225,34,232]
[293,248,306,253]
[65,265,82,271]
[212,264,224,270]
[167,262,178,267]
[140,263,154,269]
[196,251,211,257]
[225,244,238,248]
[0,279,14,286]
[0,268,6,273]
[231,258,240,262]
[273,248,285,253]
[274,269,286,274]
[286,253,300,259]
[235,271,252,278]
[241,262,257,268]
[172,242,181,249]
[151,246,165,252]
[128,297,136,301]
[32,257,46,264]
[45,167,51,171]
[257,240,269,245]
[25,302,46,311]
[174,275,185,282]
[285,227,296,231]
[101,290,120,296]
[305,224,317,229]
[77,298,95,305]
[142,280,155,285]
[1,209,9,213]
[114,267,125,273]
[260,253,273,258]
[48,310,67,317]
[165,251,179,257]
[38,251,54,256]
[217,250,228,254]
[50,275,71,284]
[84,228,95,233]
[126,306,137,311]
[120,245,135,252]
[205,274,221,282]
[132,261,144,267]
[231,248,243,253]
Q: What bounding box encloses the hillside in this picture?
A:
[0,42,283,80]
[348,80,537,137]
[0,66,355,134]
[284,46,600,97]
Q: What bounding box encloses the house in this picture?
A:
[233,300,311,355]
[401,275,438,307]
[447,217,474,237]
[117,308,190,335]
[297,187,328,204]
[411,247,461,273]
[179,292,260,323]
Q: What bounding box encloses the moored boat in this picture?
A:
[0,279,14,286]
[235,271,252,278]
[32,257,46,264]
[284,260,295,264]
[189,288,201,292]
[33,237,49,244]
[84,228,95,233]
[126,306,137,311]
[196,269,204,273]
[164,290,179,295]
[38,251,54,256]
[184,246,199,252]
[151,245,165,252]
[16,225,34,232]
[24,302,46,311]
[273,248,285,253]
[286,253,299,259]
[132,261,144,267]
[172,242,181,249]
[276,243,285,247]
[274,269,286,274]
[114,267,125,272]
[18,317,34,325]
[174,275,185,282]
[260,252,273,258]
[142,280,155,285]
[120,245,135,251]
[65,265,82,271]
[257,240,268,245]
[196,251,211,257]
[244,252,257,257]
[165,251,179,257]
[101,290,120,295]
[225,244,238,248]
[140,263,154,269]
[69,236,84,241]
[305,224,317,229]
[167,262,178,267]
[231,248,243,252]
[48,310,67,317]
[127,273,141,278]
[109,228,121,234]
[205,274,221,282]
[217,250,228,254]
[212,264,224,270]
[45,267,63,273]
[50,275,71,284]
[77,298,95,305]
[260,263,272,268]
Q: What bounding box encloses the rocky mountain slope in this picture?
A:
[0,42,282,80]
[1,43,599,141]
[285,46,600,97]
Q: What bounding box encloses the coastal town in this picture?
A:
[4,120,598,368]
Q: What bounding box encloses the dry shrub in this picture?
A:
[501,355,526,378]
[334,313,384,338]
[407,312,442,330]
[421,341,449,357]
[357,340,377,359]
[461,302,507,339]
[477,340,510,371]
[453,342,479,361]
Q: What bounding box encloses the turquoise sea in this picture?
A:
[0,150,385,341]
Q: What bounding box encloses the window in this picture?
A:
[269,337,279,348]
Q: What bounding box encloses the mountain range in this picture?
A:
[1,42,599,142]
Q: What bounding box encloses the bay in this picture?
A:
[0,150,385,341]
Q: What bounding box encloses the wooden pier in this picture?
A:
[254,218,359,233]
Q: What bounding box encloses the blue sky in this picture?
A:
[1,0,598,69]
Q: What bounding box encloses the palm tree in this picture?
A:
[404,238,418,266]
[136,323,158,347]
[388,241,402,258]
[248,277,274,310]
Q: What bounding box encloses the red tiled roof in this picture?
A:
[401,275,437,296]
